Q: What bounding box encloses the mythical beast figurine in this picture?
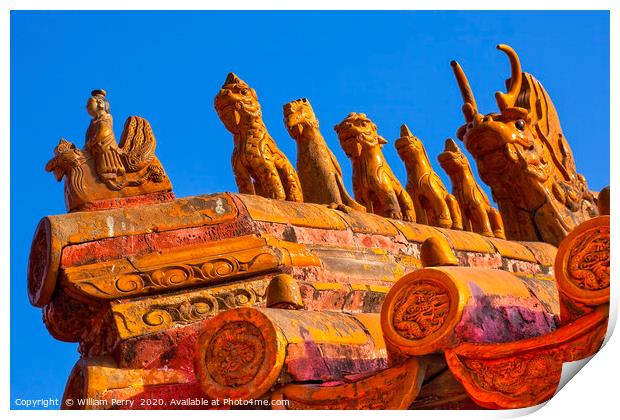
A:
[45,89,172,212]
[334,113,416,221]
[395,124,462,229]
[214,73,303,202]
[283,98,365,211]
[450,44,597,245]
[438,138,505,239]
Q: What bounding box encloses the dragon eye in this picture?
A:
[515,119,526,131]
[241,89,248,95]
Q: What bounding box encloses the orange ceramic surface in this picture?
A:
[445,305,608,409]
[271,357,425,410]
[438,138,505,238]
[381,267,558,356]
[46,90,173,213]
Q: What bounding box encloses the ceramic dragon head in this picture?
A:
[450,44,596,244]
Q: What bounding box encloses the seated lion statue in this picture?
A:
[395,124,463,230]
[334,113,415,221]
[283,98,365,212]
[438,139,505,238]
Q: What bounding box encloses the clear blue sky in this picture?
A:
[10,11,609,409]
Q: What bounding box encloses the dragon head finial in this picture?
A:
[449,44,596,244]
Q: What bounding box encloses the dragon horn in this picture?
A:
[450,60,478,123]
[495,44,522,111]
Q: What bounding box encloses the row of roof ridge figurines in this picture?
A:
[45,44,606,247]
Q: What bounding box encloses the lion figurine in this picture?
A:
[438,138,505,239]
[283,98,365,212]
[395,124,463,230]
[334,113,416,221]
[214,73,303,202]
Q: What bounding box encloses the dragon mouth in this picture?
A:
[284,117,309,138]
[217,101,259,126]
[437,151,457,164]
[463,127,507,158]
[340,130,372,145]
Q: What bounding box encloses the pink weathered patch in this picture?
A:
[504,259,546,275]
[284,342,388,383]
[458,252,503,269]
[117,320,210,372]
[455,294,558,344]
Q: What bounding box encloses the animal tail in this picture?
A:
[335,173,362,210]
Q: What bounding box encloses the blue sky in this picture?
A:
[10,11,609,408]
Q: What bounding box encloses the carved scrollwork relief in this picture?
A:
[116,256,266,295]
[111,280,269,339]
[65,248,279,300]
[459,353,562,404]
[142,296,219,327]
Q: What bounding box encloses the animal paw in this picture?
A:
[386,210,403,220]
[347,202,367,212]
[403,211,416,223]
[104,179,125,191]
[328,203,364,214]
